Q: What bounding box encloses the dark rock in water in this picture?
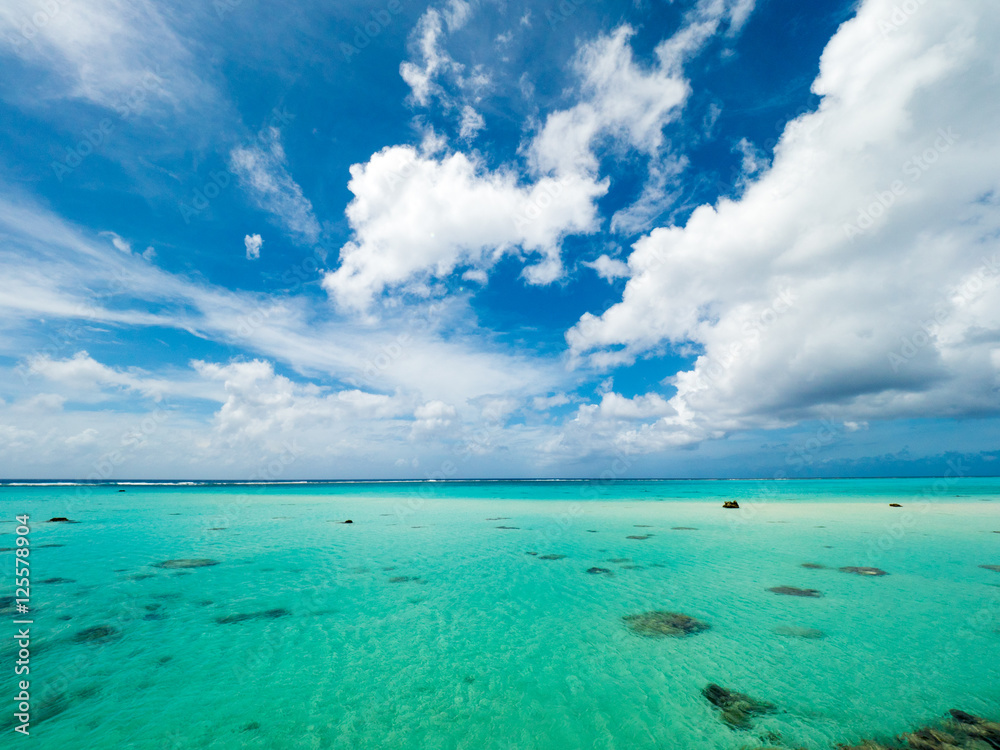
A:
[774,626,825,639]
[124,573,157,581]
[538,554,566,560]
[342,520,353,524]
[118,489,125,492]
[152,559,220,569]
[622,610,710,637]
[525,551,538,556]
[47,517,77,523]
[388,576,423,583]
[722,501,740,509]
[587,567,614,576]
[41,577,75,584]
[626,534,651,540]
[672,527,698,530]
[801,563,826,569]
[702,683,775,730]
[586,529,598,533]
[980,565,1000,573]
[889,503,902,507]
[496,526,520,529]
[768,586,822,597]
[215,608,291,624]
[486,517,510,520]
[840,566,889,576]
[904,727,961,748]
[634,524,653,528]
[242,722,261,732]
[72,625,120,643]
[839,709,1000,750]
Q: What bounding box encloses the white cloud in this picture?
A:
[459,105,485,140]
[193,359,409,444]
[412,399,456,433]
[399,8,458,107]
[329,3,754,313]
[532,393,570,411]
[230,128,320,244]
[65,428,99,447]
[566,0,1000,450]
[25,351,199,402]
[0,0,213,115]
[322,144,604,311]
[442,0,472,32]
[100,231,131,253]
[530,25,690,177]
[244,233,263,261]
[584,254,630,281]
[574,392,676,424]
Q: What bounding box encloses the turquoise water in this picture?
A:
[1,479,998,748]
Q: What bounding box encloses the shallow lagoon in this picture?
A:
[1,479,998,748]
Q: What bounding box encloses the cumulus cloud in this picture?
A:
[412,399,457,433]
[230,128,320,243]
[529,25,690,178]
[585,254,630,281]
[329,0,759,315]
[194,359,410,444]
[567,0,1000,450]
[322,144,604,311]
[26,351,171,400]
[244,233,263,260]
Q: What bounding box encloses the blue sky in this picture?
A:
[1,0,999,479]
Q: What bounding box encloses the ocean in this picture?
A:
[1,478,998,748]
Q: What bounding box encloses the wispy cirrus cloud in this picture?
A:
[229,128,321,244]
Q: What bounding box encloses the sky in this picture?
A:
[1,0,999,480]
